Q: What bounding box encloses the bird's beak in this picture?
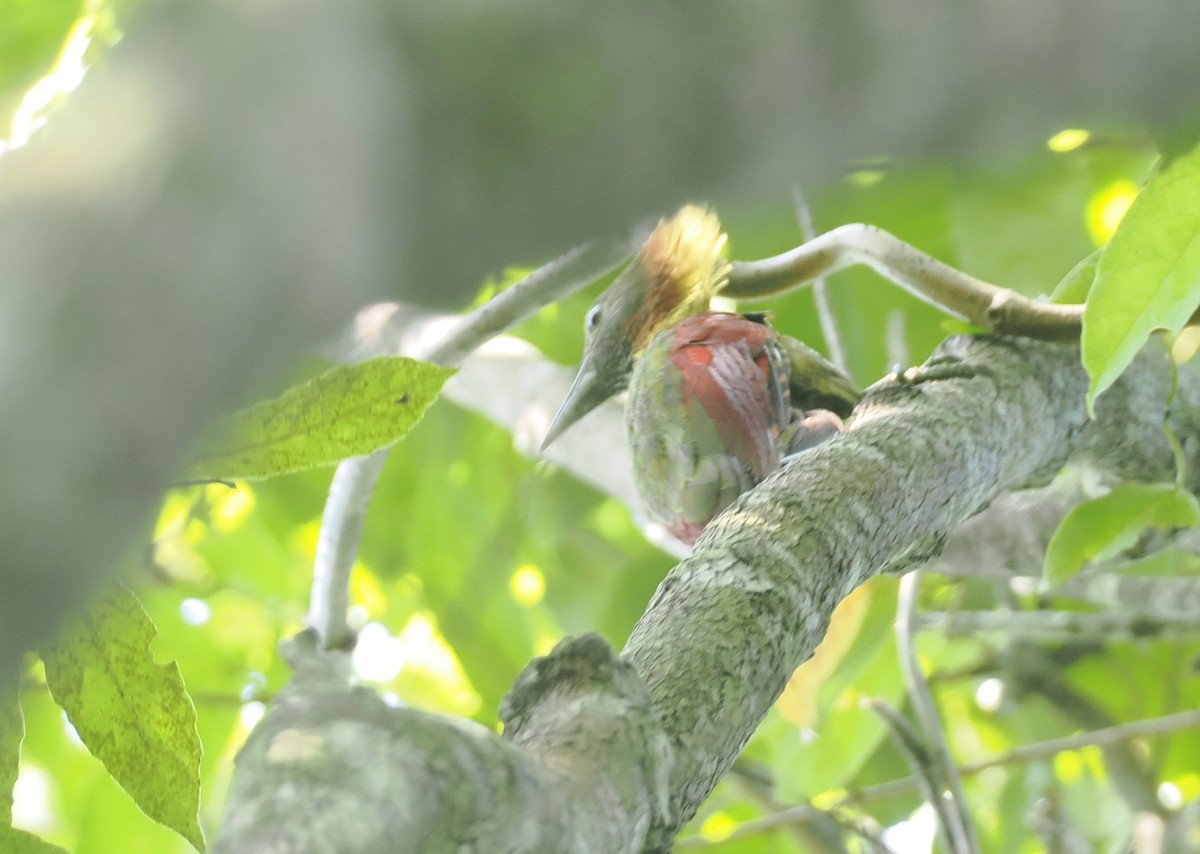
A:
[541,368,601,452]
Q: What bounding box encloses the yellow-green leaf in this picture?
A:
[40,585,204,851]
[1051,247,1103,304]
[190,356,456,480]
[0,687,61,851]
[1043,483,1200,588]
[1,679,19,825]
[1083,142,1200,413]
[0,827,70,854]
[1111,547,1200,577]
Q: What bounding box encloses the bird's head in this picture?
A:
[542,205,730,448]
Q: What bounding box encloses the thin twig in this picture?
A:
[687,707,1200,846]
[954,707,1200,779]
[724,759,890,854]
[424,241,629,367]
[920,608,1200,640]
[867,697,964,854]
[308,449,387,648]
[825,809,894,854]
[674,789,893,853]
[306,240,629,648]
[725,224,1083,340]
[895,571,979,853]
[792,188,849,374]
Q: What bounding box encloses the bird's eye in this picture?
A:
[585,305,602,333]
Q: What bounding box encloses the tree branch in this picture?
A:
[725,225,1083,339]
[867,697,964,854]
[223,331,1194,849]
[920,607,1200,639]
[621,334,1181,832]
[214,631,673,852]
[894,571,979,853]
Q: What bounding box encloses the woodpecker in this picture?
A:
[543,205,860,543]
[626,311,857,544]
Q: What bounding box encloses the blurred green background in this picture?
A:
[5,0,1200,850]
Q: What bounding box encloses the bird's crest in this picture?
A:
[628,205,730,355]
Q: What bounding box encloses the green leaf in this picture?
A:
[40,585,204,851]
[0,686,61,854]
[1083,143,1200,413]
[1,679,19,825]
[1051,247,1103,304]
[1110,547,1200,577]
[1043,483,1200,588]
[0,0,79,99]
[0,827,70,854]
[190,357,456,480]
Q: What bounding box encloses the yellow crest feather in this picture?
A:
[629,205,730,354]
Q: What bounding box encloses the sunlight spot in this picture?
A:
[346,604,370,631]
[1172,326,1200,364]
[974,677,1004,712]
[3,16,96,152]
[210,485,256,533]
[1048,128,1091,153]
[240,701,267,732]
[1054,749,1084,783]
[393,612,482,717]
[1009,576,1038,597]
[1086,180,1139,246]
[699,812,736,842]
[155,493,194,538]
[846,169,885,188]
[179,598,211,626]
[1158,781,1183,809]
[352,622,406,682]
[12,763,56,832]
[882,801,936,854]
[382,692,404,708]
[509,564,545,607]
